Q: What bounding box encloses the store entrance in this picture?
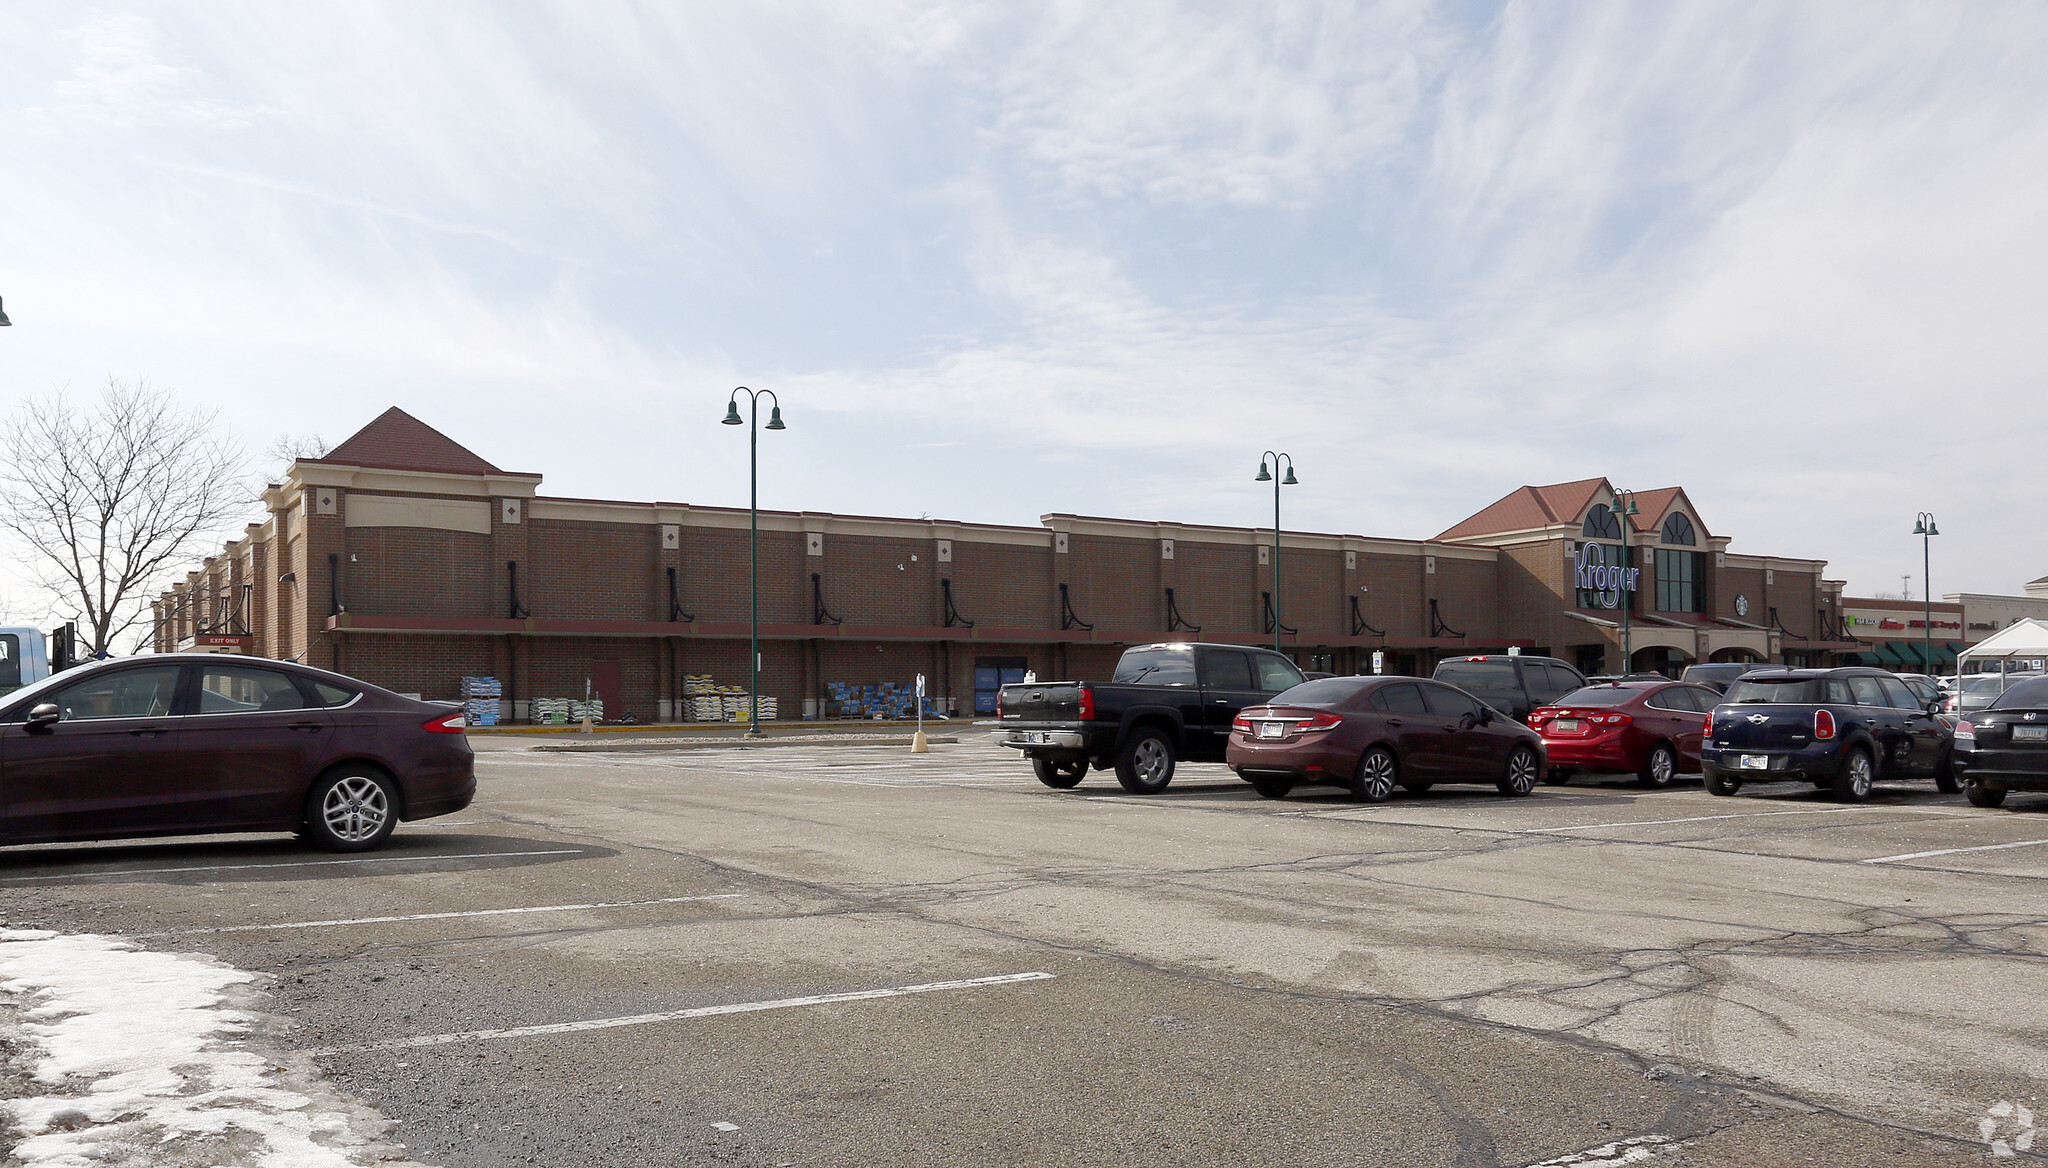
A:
[973,656,1029,715]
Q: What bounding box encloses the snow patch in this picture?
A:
[0,928,422,1167]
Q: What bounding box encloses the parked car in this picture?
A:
[1528,680,1720,787]
[1429,655,1587,723]
[1225,676,1546,800]
[0,654,476,851]
[1951,673,2044,715]
[994,642,1307,793]
[1953,675,2048,807]
[1678,662,1773,694]
[1700,668,1955,801]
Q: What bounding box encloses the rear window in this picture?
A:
[1113,648,1196,686]
[1961,676,2011,695]
[1271,677,1371,707]
[1990,678,2048,710]
[0,634,18,690]
[1552,686,1643,707]
[1724,677,1823,704]
[1433,661,1521,703]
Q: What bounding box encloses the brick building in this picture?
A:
[153,409,1862,721]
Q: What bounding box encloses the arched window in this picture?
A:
[1582,504,1622,540]
[1661,513,1696,546]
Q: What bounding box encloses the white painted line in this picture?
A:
[136,894,746,937]
[1862,838,2048,864]
[1523,1134,1673,1166]
[315,971,1056,1054]
[0,849,583,884]
[1516,808,1875,833]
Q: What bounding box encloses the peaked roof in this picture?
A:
[1437,478,1710,542]
[306,408,510,477]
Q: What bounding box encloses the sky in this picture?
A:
[3,1,2045,627]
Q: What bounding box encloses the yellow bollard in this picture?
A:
[911,730,929,753]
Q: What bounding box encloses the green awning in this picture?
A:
[1875,643,1906,666]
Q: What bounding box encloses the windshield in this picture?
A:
[1989,678,2048,710]
[1961,676,2011,695]
[1112,648,1196,686]
[1551,686,1643,707]
[1724,677,1822,704]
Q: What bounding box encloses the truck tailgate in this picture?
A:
[999,681,1084,723]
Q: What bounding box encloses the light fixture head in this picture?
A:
[1912,518,1926,535]
[0,297,11,327]
[765,404,785,430]
[721,400,744,425]
[1281,468,1298,486]
[1928,520,1939,536]
[1255,464,1272,482]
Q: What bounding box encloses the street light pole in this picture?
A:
[1611,488,1640,674]
[722,388,786,737]
[1256,452,1297,653]
[1913,512,1939,675]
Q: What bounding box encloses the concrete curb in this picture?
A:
[531,735,963,753]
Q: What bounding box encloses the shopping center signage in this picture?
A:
[1574,543,1639,609]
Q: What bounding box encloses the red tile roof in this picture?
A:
[1436,478,1609,540]
[306,408,513,477]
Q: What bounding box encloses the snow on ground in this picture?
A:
[0,928,424,1167]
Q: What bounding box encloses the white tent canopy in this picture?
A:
[1957,618,2048,672]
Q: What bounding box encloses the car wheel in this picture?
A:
[1966,785,2007,808]
[1400,782,1433,794]
[1934,752,1960,795]
[1704,768,1741,797]
[1497,746,1539,797]
[1031,756,1086,789]
[1543,768,1575,786]
[1638,743,1678,788]
[303,767,399,852]
[1114,729,1177,795]
[1352,747,1398,803]
[1833,747,1873,803]
[1249,775,1293,800]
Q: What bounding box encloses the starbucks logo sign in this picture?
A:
[1735,594,1750,617]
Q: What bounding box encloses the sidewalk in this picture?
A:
[468,718,980,753]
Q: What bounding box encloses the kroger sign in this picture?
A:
[1575,544,1639,609]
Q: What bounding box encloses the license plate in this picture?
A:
[1257,722,1284,739]
[2015,725,2048,742]
[1739,754,1770,770]
[1012,731,1050,744]
[1554,719,1581,733]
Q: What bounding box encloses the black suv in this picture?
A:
[1431,655,1587,723]
[1701,668,1955,802]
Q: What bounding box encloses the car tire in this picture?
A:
[1965,785,2007,809]
[1400,782,1434,794]
[1114,728,1177,795]
[1031,756,1087,789]
[1703,768,1741,797]
[302,766,399,852]
[1497,746,1539,797]
[1543,768,1575,786]
[1249,775,1293,800]
[1934,752,1960,795]
[1638,743,1678,788]
[1352,747,1398,803]
[1832,747,1874,803]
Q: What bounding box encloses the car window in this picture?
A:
[199,664,308,714]
[1196,648,1254,691]
[42,665,184,722]
[1847,676,1888,708]
[1644,686,1689,711]
[1534,663,1580,701]
[1370,683,1429,714]
[1253,653,1306,694]
[1433,661,1521,706]
[1822,678,1852,704]
[1113,648,1197,686]
[310,680,358,707]
[1272,677,1371,706]
[1725,677,1816,703]
[1876,676,1920,710]
[1990,678,2048,709]
[1422,684,1484,720]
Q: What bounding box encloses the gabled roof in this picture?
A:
[305,408,510,477]
[1436,478,1609,541]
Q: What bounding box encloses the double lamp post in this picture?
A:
[722,387,785,737]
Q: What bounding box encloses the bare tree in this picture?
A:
[0,380,247,655]
[266,432,327,481]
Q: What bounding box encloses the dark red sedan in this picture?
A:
[0,654,475,851]
[1528,680,1718,787]
[1225,676,1547,800]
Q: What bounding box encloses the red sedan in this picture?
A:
[1528,680,1718,787]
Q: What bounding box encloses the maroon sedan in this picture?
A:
[1226,676,1546,801]
[0,654,475,851]
[1528,680,1717,787]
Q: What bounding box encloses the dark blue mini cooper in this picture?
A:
[1701,668,1955,802]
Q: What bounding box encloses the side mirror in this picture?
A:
[1457,713,1478,731]
[1926,699,1944,716]
[25,703,60,731]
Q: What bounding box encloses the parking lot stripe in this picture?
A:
[1861,838,2048,865]
[316,971,1057,1054]
[0,848,583,884]
[136,894,746,937]
[1514,808,1881,833]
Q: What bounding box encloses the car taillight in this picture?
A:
[1592,713,1632,726]
[1955,719,1975,742]
[1296,712,1343,732]
[996,689,1004,718]
[1814,709,1836,740]
[1529,708,1555,724]
[1232,715,1253,734]
[1078,684,1095,722]
[425,712,468,734]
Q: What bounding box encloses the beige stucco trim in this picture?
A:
[287,462,543,499]
[345,494,493,535]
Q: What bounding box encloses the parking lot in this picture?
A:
[5,739,2046,1166]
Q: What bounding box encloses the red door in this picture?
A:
[590,660,623,722]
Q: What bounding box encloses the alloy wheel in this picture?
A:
[1847,752,1872,800]
[1133,739,1170,783]
[322,775,391,843]
[1356,749,1397,801]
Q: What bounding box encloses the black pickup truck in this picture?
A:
[994,642,1308,794]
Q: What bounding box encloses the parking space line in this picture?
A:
[315,971,1057,1054]
[136,894,746,937]
[0,848,583,884]
[1862,838,2048,864]
[1514,808,1876,833]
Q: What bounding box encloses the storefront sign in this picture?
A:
[1574,544,1639,610]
